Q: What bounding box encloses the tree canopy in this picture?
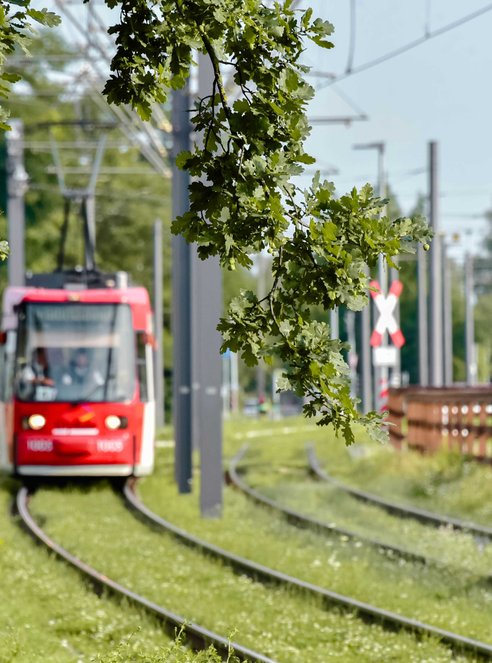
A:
[1,0,431,443]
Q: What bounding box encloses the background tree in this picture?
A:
[472,206,492,381]
[1,25,260,414]
[0,1,61,260]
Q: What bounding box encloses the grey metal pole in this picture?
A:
[256,252,267,404]
[465,253,476,385]
[375,144,388,410]
[6,119,27,286]
[195,53,223,517]
[172,83,193,494]
[84,194,96,271]
[345,311,358,400]
[417,243,429,386]
[428,141,443,386]
[193,252,223,516]
[442,237,453,386]
[84,136,106,270]
[230,351,239,414]
[360,277,373,412]
[330,308,339,339]
[390,264,401,387]
[153,219,165,428]
[353,142,385,411]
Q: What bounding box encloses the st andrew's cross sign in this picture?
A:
[369,280,405,349]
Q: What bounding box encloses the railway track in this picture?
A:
[307,444,492,539]
[228,446,445,567]
[126,473,492,660]
[15,485,276,663]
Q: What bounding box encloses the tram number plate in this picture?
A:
[35,386,56,401]
[97,440,124,453]
[27,439,53,452]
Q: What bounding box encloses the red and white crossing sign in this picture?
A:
[369,279,405,348]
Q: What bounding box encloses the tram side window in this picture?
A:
[136,333,149,402]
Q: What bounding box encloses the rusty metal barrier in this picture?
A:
[387,387,492,460]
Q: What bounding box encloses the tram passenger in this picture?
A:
[17,347,55,400]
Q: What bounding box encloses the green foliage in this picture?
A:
[0,2,60,128]
[0,237,7,260]
[0,2,62,260]
[101,0,432,442]
[0,1,432,440]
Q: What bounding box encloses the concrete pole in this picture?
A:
[172,83,193,494]
[465,253,476,385]
[428,141,443,386]
[153,219,165,428]
[6,119,27,286]
[417,243,429,386]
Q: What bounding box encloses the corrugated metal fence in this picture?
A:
[387,387,492,460]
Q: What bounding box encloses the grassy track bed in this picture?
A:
[229,418,492,572]
[0,476,174,663]
[249,464,492,577]
[31,481,466,663]
[138,447,492,652]
[298,420,492,527]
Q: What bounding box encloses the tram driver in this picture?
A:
[60,348,104,399]
[17,347,55,401]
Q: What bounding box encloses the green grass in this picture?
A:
[300,421,492,526]
[0,472,250,663]
[0,476,176,662]
[231,427,492,577]
[30,479,468,663]
[2,415,491,662]
[137,443,492,647]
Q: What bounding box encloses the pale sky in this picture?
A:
[298,0,492,262]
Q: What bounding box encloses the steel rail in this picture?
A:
[228,447,430,563]
[124,478,421,583]
[227,447,492,659]
[307,444,492,538]
[15,486,275,663]
[234,446,492,586]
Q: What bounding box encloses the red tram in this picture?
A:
[0,271,156,477]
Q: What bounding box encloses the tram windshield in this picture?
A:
[15,303,135,403]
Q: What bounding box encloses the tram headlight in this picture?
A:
[26,414,46,430]
[105,415,127,430]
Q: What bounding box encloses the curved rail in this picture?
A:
[228,446,430,564]
[307,444,492,538]
[15,486,275,663]
[227,447,492,659]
